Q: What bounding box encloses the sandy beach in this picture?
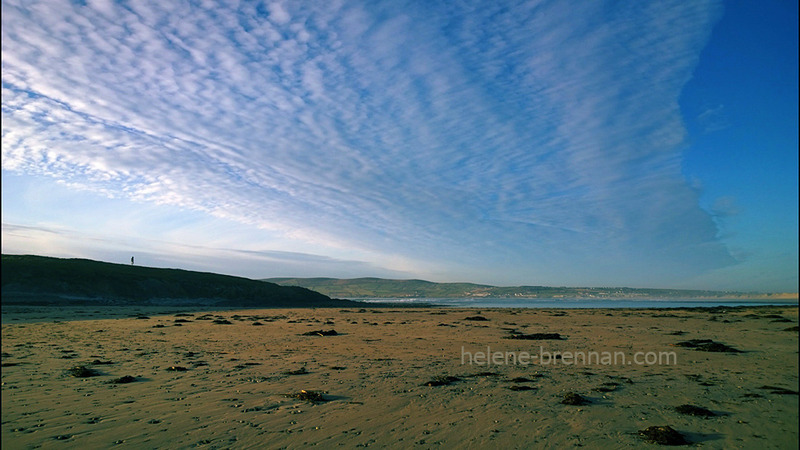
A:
[2,305,797,448]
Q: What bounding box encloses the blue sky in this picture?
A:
[2,0,797,292]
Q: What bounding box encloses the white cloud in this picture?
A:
[268,2,291,25]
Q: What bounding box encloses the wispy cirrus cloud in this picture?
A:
[1,0,732,286]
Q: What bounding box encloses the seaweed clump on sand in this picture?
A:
[91,359,114,365]
[422,375,460,387]
[464,316,489,321]
[674,404,716,417]
[507,385,536,391]
[467,371,500,378]
[674,339,742,353]
[66,365,99,378]
[759,385,799,395]
[110,375,138,384]
[301,329,338,336]
[506,332,564,340]
[287,389,326,403]
[509,376,542,382]
[638,425,689,445]
[561,392,590,405]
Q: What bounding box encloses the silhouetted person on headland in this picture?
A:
[131,256,134,265]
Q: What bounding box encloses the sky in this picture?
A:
[2,0,797,292]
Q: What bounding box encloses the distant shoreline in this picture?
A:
[3,301,796,325]
[350,297,799,310]
[266,277,798,301]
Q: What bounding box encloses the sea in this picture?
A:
[351,297,799,309]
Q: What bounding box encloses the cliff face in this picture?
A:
[1,254,350,307]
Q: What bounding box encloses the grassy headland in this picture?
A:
[1,254,353,307]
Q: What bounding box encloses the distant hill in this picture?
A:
[266,277,491,298]
[1,255,355,307]
[265,277,797,300]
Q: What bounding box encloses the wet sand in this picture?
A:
[2,305,797,448]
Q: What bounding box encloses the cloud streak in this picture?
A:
[1,0,733,286]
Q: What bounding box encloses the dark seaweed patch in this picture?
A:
[594,382,619,393]
[674,339,742,353]
[468,371,500,377]
[91,359,115,365]
[675,404,716,417]
[422,375,460,386]
[301,329,338,336]
[507,385,536,391]
[561,392,590,405]
[287,389,326,403]
[66,365,99,378]
[508,376,539,383]
[638,426,689,445]
[506,332,564,340]
[759,385,799,395]
[110,375,138,384]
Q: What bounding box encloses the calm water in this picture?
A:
[353,297,799,309]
